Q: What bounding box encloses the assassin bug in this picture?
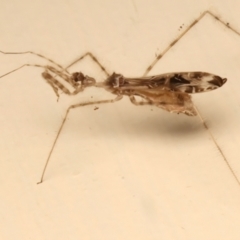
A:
[0,50,227,183]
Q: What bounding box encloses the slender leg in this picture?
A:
[0,64,48,79]
[0,50,66,72]
[43,73,60,99]
[0,62,95,98]
[1,51,109,97]
[65,52,110,77]
[37,95,123,184]
[1,50,109,77]
[1,49,114,183]
[0,64,74,98]
[0,50,100,80]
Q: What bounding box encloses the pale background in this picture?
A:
[0,0,240,239]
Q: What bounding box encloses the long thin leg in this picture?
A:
[65,52,110,77]
[0,51,102,79]
[194,106,240,186]
[0,50,66,72]
[0,62,95,98]
[1,51,109,96]
[37,95,123,184]
[0,64,47,78]
[0,64,73,98]
[2,49,114,182]
[1,50,109,77]
[0,63,72,85]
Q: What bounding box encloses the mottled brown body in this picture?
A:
[95,72,227,116]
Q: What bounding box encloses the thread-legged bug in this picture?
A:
[0,50,227,183]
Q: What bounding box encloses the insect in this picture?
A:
[40,64,227,118]
[2,10,239,186]
[0,50,227,183]
[1,51,226,117]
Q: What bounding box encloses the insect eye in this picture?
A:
[72,72,85,83]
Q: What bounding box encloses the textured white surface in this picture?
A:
[1,0,240,239]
